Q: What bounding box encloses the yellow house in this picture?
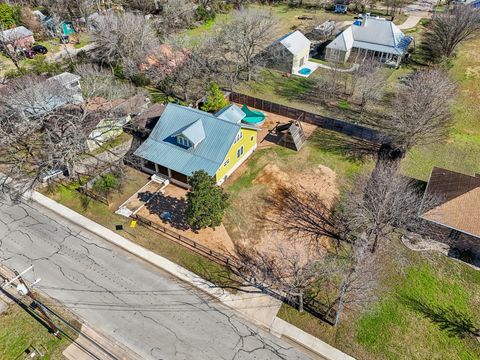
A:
[134,103,261,188]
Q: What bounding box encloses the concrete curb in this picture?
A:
[29,191,356,360]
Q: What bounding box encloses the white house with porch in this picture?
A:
[325,16,413,66]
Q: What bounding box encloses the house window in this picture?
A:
[223,158,230,167]
[250,136,254,142]
[236,146,244,159]
[234,130,243,144]
[177,136,191,147]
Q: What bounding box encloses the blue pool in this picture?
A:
[298,67,312,75]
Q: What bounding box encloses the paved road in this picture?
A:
[0,197,311,360]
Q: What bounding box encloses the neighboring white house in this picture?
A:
[263,30,313,75]
[325,16,413,66]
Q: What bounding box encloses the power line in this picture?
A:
[1,266,119,360]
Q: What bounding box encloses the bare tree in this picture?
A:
[0,26,26,69]
[89,12,159,77]
[218,8,277,81]
[152,0,196,35]
[236,242,329,313]
[263,185,349,248]
[76,64,136,100]
[351,59,386,111]
[384,0,405,20]
[151,35,220,102]
[342,164,438,253]
[366,68,455,172]
[425,6,480,60]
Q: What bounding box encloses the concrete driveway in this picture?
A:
[0,197,312,360]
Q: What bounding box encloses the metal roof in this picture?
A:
[47,72,81,87]
[0,26,33,42]
[215,104,245,123]
[327,18,412,55]
[174,118,206,146]
[275,30,311,55]
[134,104,258,176]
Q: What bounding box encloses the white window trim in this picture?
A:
[223,158,230,167]
[234,130,243,144]
[236,145,244,159]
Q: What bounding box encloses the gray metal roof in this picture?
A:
[134,104,258,176]
[173,118,206,146]
[0,26,33,42]
[275,30,311,55]
[48,72,81,87]
[215,104,245,124]
[327,18,412,55]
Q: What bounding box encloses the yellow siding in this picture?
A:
[215,128,257,182]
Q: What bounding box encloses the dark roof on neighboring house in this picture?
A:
[134,103,166,129]
[421,167,480,239]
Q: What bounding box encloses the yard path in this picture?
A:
[52,42,96,61]
[316,63,359,73]
[397,15,423,30]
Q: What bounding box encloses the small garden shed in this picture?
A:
[263,30,311,74]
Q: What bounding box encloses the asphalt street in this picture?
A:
[0,197,312,360]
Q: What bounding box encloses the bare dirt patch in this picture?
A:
[137,184,236,255]
[251,163,339,259]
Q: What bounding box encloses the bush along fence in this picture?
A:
[228,91,383,143]
[132,213,337,325]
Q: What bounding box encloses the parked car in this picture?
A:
[32,45,48,54]
[23,49,36,59]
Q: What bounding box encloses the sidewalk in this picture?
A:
[29,190,356,360]
[397,15,423,30]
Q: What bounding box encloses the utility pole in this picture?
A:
[14,269,61,338]
[1,266,60,338]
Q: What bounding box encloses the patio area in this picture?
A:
[135,183,236,256]
[293,60,320,78]
[232,103,318,149]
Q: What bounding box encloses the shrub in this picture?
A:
[0,4,20,28]
[92,173,119,198]
[201,82,229,113]
[195,5,216,22]
[186,170,229,230]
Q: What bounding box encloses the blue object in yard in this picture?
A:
[160,211,172,222]
[298,67,312,75]
[353,19,363,26]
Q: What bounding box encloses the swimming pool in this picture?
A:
[298,67,312,75]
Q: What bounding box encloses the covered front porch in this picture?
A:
[140,159,190,188]
[352,47,405,67]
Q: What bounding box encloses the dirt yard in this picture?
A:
[246,163,338,257]
[136,184,236,255]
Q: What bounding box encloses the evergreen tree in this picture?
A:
[201,82,229,113]
[187,170,229,230]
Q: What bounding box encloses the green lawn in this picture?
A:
[43,167,239,288]
[0,302,78,359]
[185,4,353,42]
[278,239,480,360]
[73,33,90,49]
[402,35,480,180]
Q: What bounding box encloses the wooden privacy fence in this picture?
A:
[229,91,383,143]
[132,213,337,325]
